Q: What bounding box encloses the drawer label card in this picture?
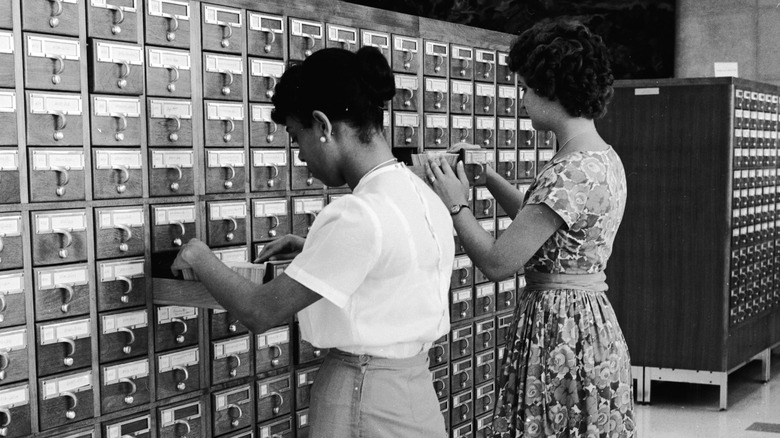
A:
[214,247,248,262]
[498,86,516,99]
[256,326,289,348]
[97,41,144,65]
[454,255,472,269]
[425,114,448,129]
[451,80,473,95]
[395,75,419,90]
[363,30,389,49]
[99,257,145,282]
[99,207,145,229]
[294,198,324,214]
[251,104,274,122]
[215,386,251,410]
[465,150,495,164]
[209,202,247,220]
[42,371,92,400]
[35,211,87,233]
[291,19,322,39]
[394,36,418,52]
[476,284,494,298]
[149,100,192,119]
[103,359,149,385]
[250,59,285,77]
[328,24,357,44]
[102,310,148,333]
[477,350,494,366]
[477,320,494,332]
[38,265,89,289]
[394,113,419,127]
[425,78,448,93]
[477,117,495,130]
[453,358,471,373]
[158,347,199,372]
[40,318,91,345]
[152,150,193,169]
[147,48,191,70]
[95,150,143,170]
[206,102,244,121]
[249,13,283,33]
[498,217,512,230]
[204,5,242,27]
[93,96,141,117]
[0,31,12,54]
[476,49,494,63]
[453,288,471,303]
[148,0,190,19]
[539,150,555,161]
[157,306,197,323]
[154,205,195,225]
[452,45,472,60]
[29,93,82,115]
[254,150,287,166]
[254,199,287,217]
[452,116,473,130]
[207,149,245,167]
[480,219,495,232]
[91,0,138,11]
[105,415,151,438]
[205,54,243,74]
[0,91,15,113]
[0,384,29,408]
[499,150,516,162]
[27,35,80,60]
[160,401,201,426]
[213,335,250,359]
[425,41,448,56]
[32,150,85,171]
[476,83,495,97]
[499,118,517,131]
[519,119,534,131]
[0,328,27,351]
[0,214,21,236]
[0,272,23,295]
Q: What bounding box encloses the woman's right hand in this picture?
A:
[254,235,306,263]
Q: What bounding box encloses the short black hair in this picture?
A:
[509,19,614,119]
[271,47,396,143]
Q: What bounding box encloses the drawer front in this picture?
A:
[23,0,81,36]
[0,170,20,204]
[0,214,22,270]
[256,375,292,421]
[97,272,146,312]
[205,116,245,147]
[94,207,146,259]
[258,416,293,438]
[0,328,29,385]
[145,1,191,49]
[98,308,149,363]
[23,35,81,92]
[155,348,200,399]
[31,229,88,267]
[158,400,203,438]
[247,12,285,58]
[33,266,90,321]
[0,383,32,437]
[36,320,92,376]
[148,148,195,196]
[210,310,248,340]
[146,47,192,97]
[38,385,94,431]
[92,148,144,199]
[211,338,251,385]
[155,308,199,351]
[100,360,151,414]
[90,41,144,95]
[87,1,140,42]
[212,384,253,435]
[26,92,83,146]
[103,413,153,438]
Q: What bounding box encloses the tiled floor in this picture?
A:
[634,350,780,437]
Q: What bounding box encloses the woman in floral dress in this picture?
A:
[425,18,635,438]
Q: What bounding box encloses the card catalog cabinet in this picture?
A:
[0,0,537,436]
[598,77,780,408]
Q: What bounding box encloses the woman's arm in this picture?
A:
[484,166,526,219]
[172,239,321,334]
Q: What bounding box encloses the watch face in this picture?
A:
[450,204,461,214]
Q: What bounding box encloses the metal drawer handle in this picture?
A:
[117,275,133,304]
[116,224,132,252]
[228,353,241,377]
[269,344,282,366]
[458,267,470,284]
[505,129,515,143]
[459,58,470,77]
[0,235,4,253]
[433,91,443,109]
[166,15,179,42]
[402,49,414,70]
[228,403,243,427]
[168,165,183,192]
[266,121,278,143]
[434,127,444,145]
[459,127,469,142]
[460,93,470,110]
[110,4,124,24]
[482,362,492,379]
[120,377,137,404]
[48,54,64,85]
[403,126,415,144]
[111,112,128,142]
[57,283,74,313]
[168,115,181,142]
[266,165,279,188]
[481,331,493,347]
[171,220,186,247]
[482,394,493,411]
[174,419,191,435]
[223,117,234,142]
[265,76,277,98]
[58,337,76,367]
[433,379,445,397]
[482,199,493,215]
[222,24,233,45]
[171,317,188,343]
[113,165,130,194]
[482,295,492,312]
[118,326,135,354]
[483,95,493,112]
[482,129,493,145]
[0,351,8,381]
[62,391,78,419]
[402,88,414,107]
[0,407,11,434]
[270,391,284,414]
[262,28,276,53]
[52,228,73,259]
[222,71,234,96]
[306,212,318,231]
[50,165,70,197]
[303,35,315,57]
[117,61,130,89]
[459,300,470,318]
[267,215,279,237]
[52,110,68,142]
[482,62,493,78]
[48,0,62,27]
[225,217,237,242]
[459,338,470,355]
[223,164,235,189]
[433,54,443,73]
[173,365,189,391]
[166,65,179,92]
[505,97,515,113]
[472,163,485,180]
[432,344,445,363]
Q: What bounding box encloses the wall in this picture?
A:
[676,0,780,85]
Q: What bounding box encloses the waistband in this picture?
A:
[524,271,608,292]
[331,349,429,367]
[337,342,431,360]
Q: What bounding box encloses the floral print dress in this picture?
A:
[492,147,636,438]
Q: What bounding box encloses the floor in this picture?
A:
[634,350,780,437]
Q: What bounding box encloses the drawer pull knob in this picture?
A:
[434,127,444,145]
[460,93,470,111]
[223,164,236,189]
[433,54,443,73]
[482,62,493,78]
[120,377,136,404]
[460,338,470,355]
[303,35,315,57]
[166,16,179,42]
[481,331,492,348]
[482,129,493,146]
[459,300,470,318]
[168,165,183,192]
[62,391,77,419]
[228,320,239,332]
[58,337,76,366]
[270,344,282,366]
[53,111,67,141]
[49,54,64,85]
[433,379,444,397]
[52,228,73,259]
[166,65,179,92]
[0,295,6,323]
[48,0,63,28]
[306,212,318,231]
[432,344,445,363]
[459,59,470,77]
[110,5,124,35]
[222,71,234,96]
[459,127,469,143]
[483,95,493,112]
[267,165,279,188]
[118,276,133,304]
[168,115,181,141]
[171,317,188,343]
[268,215,279,237]
[402,88,414,108]
[117,61,130,89]
[113,165,130,193]
[225,217,238,242]
[458,267,470,285]
[57,283,74,313]
[270,391,284,414]
[433,91,443,109]
[483,363,492,380]
[505,97,515,113]
[266,77,277,98]
[0,407,10,435]
[482,199,493,216]
[402,49,414,70]
[482,295,492,312]
[116,224,132,252]
[173,366,189,391]
[118,326,135,354]
[228,353,241,377]
[404,126,415,145]
[0,352,8,381]
[228,403,242,427]
[223,117,235,142]
[221,24,233,48]
[174,419,190,436]
[171,221,186,247]
[263,29,276,53]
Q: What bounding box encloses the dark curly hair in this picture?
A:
[509,19,614,119]
[271,47,395,143]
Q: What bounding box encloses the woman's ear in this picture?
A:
[311,110,333,141]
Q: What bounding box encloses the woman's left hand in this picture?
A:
[424,157,470,209]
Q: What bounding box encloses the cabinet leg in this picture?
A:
[760,348,771,383]
[643,368,652,404]
[719,375,728,411]
[632,366,644,403]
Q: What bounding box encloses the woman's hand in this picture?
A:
[254,234,306,263]
[171,238,210,277]
[424,157,470,209]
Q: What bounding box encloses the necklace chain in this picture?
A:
[363,158,398,178]
[557,131,589,154]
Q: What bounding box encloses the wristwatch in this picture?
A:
[449,204,470,216]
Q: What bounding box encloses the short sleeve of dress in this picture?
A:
[285,196,382,308]
[525,159,590,229]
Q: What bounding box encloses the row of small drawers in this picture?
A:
[735,90,780,113]
[2,0,518,84]
[729,293,780,326]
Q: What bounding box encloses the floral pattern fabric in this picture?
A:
[492,148,635,438]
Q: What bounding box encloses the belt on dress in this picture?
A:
[524,271,608,292]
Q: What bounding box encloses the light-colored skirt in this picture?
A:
[310,349,447,438]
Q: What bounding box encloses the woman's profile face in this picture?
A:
[286,116,322,176]
[518,76,554,131]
